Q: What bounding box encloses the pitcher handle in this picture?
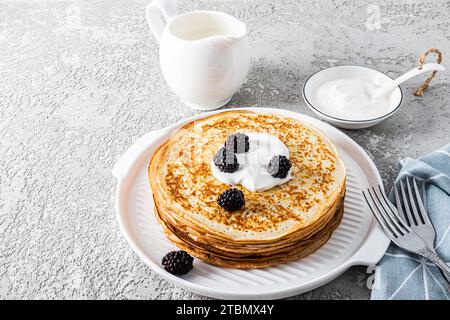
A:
[146,0,178,43]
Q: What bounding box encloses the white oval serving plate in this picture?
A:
[112,107,390,299]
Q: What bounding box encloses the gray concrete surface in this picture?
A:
[0,0,449,299]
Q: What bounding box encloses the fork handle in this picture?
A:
[438,268,450,288]
[433,257,450,277]
[418,247,450,276]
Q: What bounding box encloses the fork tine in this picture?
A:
[417,179,433,226]
[406,177,425,225]
[368,187,404,237]
[377,185,408,227]
[412,178,428,225]
[399,178,418,226]
[394,182,411,226]
[363,190,398,238]
[372,185,409,234]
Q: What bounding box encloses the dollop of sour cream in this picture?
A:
[211,133,291,192]
[314,79,391,120]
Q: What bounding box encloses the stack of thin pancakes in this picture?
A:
[149,110,346,268]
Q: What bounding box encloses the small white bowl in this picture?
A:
[302,65,403,129]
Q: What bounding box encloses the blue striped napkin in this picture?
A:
[371,144,450,300]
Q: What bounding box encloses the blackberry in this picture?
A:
[224,133,250,154]
[267,155,292,178]
[217,188,245,211]
[161,250,194,275]
[213,147,239,173]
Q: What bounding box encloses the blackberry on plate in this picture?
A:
[267,155,291,179]
[161,250,194,275]
[225,133,250,154]
[213,147,239,173]
[217,188,245,211]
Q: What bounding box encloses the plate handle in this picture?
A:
[112,129,168,180]
[345,223,391,267]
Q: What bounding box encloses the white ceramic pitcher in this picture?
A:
[146,0,250,110]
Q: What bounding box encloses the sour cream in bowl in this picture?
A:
[302,65,403,129]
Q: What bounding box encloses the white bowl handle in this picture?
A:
[112,129,167,180]
[146,0,178,43]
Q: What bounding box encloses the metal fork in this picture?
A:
[362,185,450,278]
[394,176,450,287]
[394,177,435,248]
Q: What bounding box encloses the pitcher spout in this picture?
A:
[224,19,247,41]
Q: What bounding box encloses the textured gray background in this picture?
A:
[0,0,449,299]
